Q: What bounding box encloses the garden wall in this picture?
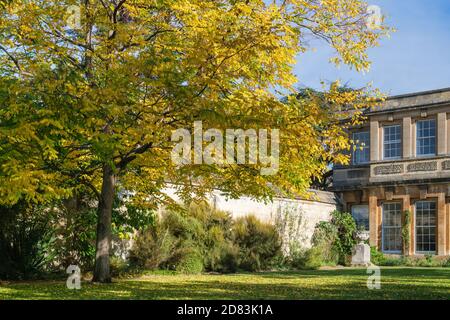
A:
[163,188,341,250]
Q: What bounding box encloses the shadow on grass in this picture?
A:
[1,268,449,300]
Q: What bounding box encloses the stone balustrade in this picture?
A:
[333,156,450,189]
[369,156,450,184]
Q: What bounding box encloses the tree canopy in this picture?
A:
[0,0,389,281]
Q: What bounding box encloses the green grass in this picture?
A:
[1,267,449,300]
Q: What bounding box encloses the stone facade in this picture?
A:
[334,88,450,256]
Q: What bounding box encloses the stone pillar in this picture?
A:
[369,192,378,247]
[410,195,416,255]
[370,120,379,161]
[437,112,447,156]
[402,195,413,255]
[403,117,412,158]
[446,115,450,155]
[437,193,446,256]
[447,201,450,256]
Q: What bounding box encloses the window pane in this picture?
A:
[382,203,402,252]
[416,119,436,156]
[415,201,436,253]
[351,205,369,231]
[383,125,401,159]
[352,132,370,164]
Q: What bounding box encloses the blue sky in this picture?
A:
[294,0,450,96]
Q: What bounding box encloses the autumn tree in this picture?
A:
[0,0,388,282]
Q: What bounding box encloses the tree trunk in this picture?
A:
[92,165,115,283]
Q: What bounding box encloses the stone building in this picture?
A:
[333,88,450,256]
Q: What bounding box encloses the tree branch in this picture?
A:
[117,142,153,170]
[0,45,31,76]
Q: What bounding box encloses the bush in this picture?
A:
[0,202,57,280]
[130,205,233,273]
[330,211,357,265]
[369,247,450,267]
[233,215,283,271]
[443,258,450,268]
[129,205,283,274]
[129,223,176,270]
[215,244,240,273]
[42,192,152,272]
[109,256,130,277]
[291,247,323,270]
[382,257,404,266]
[203,226,239,273]
[190,203,237,272]
[172,246,204,274]
[161,210,205,243]
[49,197,97,271]
[370,246,386,265]
[1,192,142,279]
[307,211,356,267]
[370,248,410,266]
[311,221,339,266]
[414,254,443,267]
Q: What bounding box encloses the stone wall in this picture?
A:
[214,194,338,250]
[164,188,340,251]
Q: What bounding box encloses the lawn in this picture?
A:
[1,268,449,300]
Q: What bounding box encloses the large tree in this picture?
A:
[0,0,388,282]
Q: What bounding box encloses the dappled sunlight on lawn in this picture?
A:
[1,268,449,300]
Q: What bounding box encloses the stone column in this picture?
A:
[403,117,412,158]
[411,203,416,255]
[369,191,378,247]
[437,192,446,256]
[437,112,447,156]
[370,120,379,161]
[447,201,450,256]
[446,115,450,155]
[402,195,413,255]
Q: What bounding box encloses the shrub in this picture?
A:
[274,204,309,258]
[216,244,240,273]
[47,192,152,272]
[382,257,404,266]
[370,246,386,265]
[110,256,130,277]
[130,205,234,273]
[172,246,204,274]
[370,249,405,266]
[233,215,283,271]
[1,192,152,279]
[329,211,357,265]
[129,224,176,270]
[291,247,323,270]
[311,221,339,265]
[129,206,283,273]
[368,248,449,267]
[307,211,356,268]
[203,225,239,273]
[49,198,97,271]
[161,210,205,243]
[443,258,450,268]
[400,256,414,266]
[0,202,57,280]
[194,203,237,272]
[415,254,442,267]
